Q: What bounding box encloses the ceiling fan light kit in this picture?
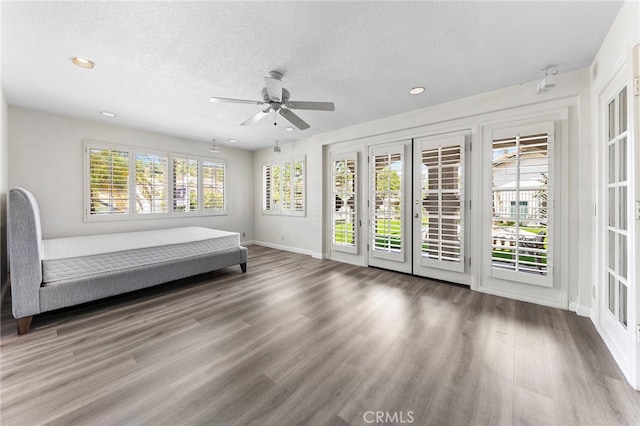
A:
[210,70,335,130]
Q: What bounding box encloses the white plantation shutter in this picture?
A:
[291,159,305,214]
[85,141,228,221]
[135,152,168,214]
[332,153,357,253]
[282,162,292,211]
[417,136,464,272]
[203,160,226,212]
[263,165,272,211]
[371,148,404,261]
[172,156,199,213]
[87,144,131,217]
[262,157,305,216]
[490,122,553,287]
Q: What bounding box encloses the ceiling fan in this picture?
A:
[209,71,335,130]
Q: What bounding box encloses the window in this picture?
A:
[135,152,168,214]
[490,125,552,287]
[331,153,357,253]
[172,157,199,213]
[509,201,528,218]
[262,156,305,216]
[85,141,226,220]
[88,146,130,216]
[203,160,226,212]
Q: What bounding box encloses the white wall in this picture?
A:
[253,139,324,258]
[255,69,592,310]
[8,106,254,241]
[1,91,8,289]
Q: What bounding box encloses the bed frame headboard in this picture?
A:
[9,187,43,318]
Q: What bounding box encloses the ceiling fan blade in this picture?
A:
[284,101,335,111]
[279,108,310,130]
[264,71,283,102]
[210,96,265,105]
[241,108,271,126]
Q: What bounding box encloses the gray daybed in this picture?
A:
[8,187,248,335]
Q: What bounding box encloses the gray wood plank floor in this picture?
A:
[1,245,639,425]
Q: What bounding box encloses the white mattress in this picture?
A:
[42,227,240,283]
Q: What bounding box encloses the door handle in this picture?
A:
[414,213,419,218]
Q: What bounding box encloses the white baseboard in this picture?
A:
[568,301,592,317]
[328,257,366,267]
[592,319,637,390]
[252,241,313,257]
[475,285,566,310]
[311,252,327,260]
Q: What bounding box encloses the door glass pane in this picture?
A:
[608,100,615,140]
[608,230,615,270]
[608,188,615,227]
[619,187,627,231]
[608,144,616,184]
[372,153,403,253]
[619,234,627,279]
[618,87,627,134]
[608,273,615,314]
[618,138,627,182]
[619,283,627,327]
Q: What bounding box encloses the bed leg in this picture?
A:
[17,316,33,335]
[240,263,247,273]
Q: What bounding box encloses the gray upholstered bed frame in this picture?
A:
[8,187,248,335]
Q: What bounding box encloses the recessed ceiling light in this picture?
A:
[100,111,116,117]
[71,57,95,69]
[409,87,425,95]
[228,139,237,143]
[285,127,294,132]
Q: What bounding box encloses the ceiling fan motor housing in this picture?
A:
[262,88,290,109]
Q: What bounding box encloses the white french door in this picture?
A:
[367,136,469,280]
[368,142,412,273]
[599,74,633,366]
[412,134,468,284]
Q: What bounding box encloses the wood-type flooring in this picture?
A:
[1,245,639,425]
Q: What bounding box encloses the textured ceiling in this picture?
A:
[1,1,622,151]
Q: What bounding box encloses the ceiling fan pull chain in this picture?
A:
[274,110,277,126]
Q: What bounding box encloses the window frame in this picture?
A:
[170,154,201,217]
[488,122,554,288]
[85,141,134,222]
[331,152,358,254]
[84,140,227,222]
[201,158,227,215]
[261,156,306,216]
[134,149,169,218]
